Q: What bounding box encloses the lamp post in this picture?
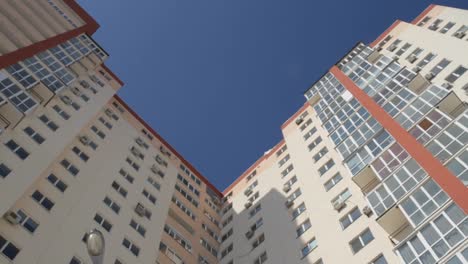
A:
[85,229,105,264]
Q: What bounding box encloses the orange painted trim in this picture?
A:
[369,20,401,48]
[280,103,310,129]
[0,0,100,69]
[223,139,286,195]
[101,64,124,86]
[411,4,436,25]
[63,0,99,35]
[331,66,468,213]
[113,95,223,197]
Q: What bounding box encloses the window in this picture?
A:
[281,164,294,178]
[253,251,268,264]
[429,19,443,30]
[222,214,233,227]
[47,174,67,192]
[313,147,328,162]
[246,170,257,181]
[0,235,20,260]
[146,176,160,190]
[248,191,260,203]
[201,238,218,257]
[296,219,311,237]
[142,189,156,204]
[0,74,38,112]
[292,202,306,219]
[221,228,233,242]
[71,146,89,162]
[285,175,298,188]
[31,190,54,211]
[278,154,290,167]
[91,125,105,139]
[159,243,184,264]
[130,219,146,237]
[324,173,343,191]
[445,66,467,83]
[249,204,262,218]
[417,16,431,26]
[23,126,45,144]
[60,159,79,176]
[332,188,352,204]
[303,127,317,140]
[395,43,412,56]
[94,213,112,232]
[252,233,265,249]
[125,157,140,171]
[387,39,401,50]
[0,163,11,178]
[276,145,287,157]
[177,174,200,196]
[318,159,335,176]
[52,105,70,120]
[340,207,362,229]
[6,63,38,88]
[202,223,219,241]
[301,238,318,257]
[5,140,29,160]
[172,196,196,220]
[204,210,219,227]
[350,228,374,254]
[416,52,436,69]
[98,116,112,129]
[17,209,39,233]
[119,169,134,184]
[300,119,312,131]
[440,22,455,34]
[39,114,59,131]
[103,196,120,214]
[175,184,198,207]
[453,25,468,39]
[164,225,192,252]
[111,181,127,198]
[220,244,233,259]
[370,254,388,264]
[308,136,322,151]
[288,188,302,202]
[122,238,140,256]
[429,58,451,76]
[130,146,144,160]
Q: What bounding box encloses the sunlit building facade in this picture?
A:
[0,2,466,264]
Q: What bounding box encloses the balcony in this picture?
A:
[352,165,380,194]
[376,205,413,245]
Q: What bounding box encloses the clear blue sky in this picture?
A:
[78,0,468,191]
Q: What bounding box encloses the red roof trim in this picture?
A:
[63,0,99,34]
[223,139,286,194]
[369,20,401,48]
[113,95,223,197]
[411,4,436,25]
[331,66,468,213]
[101,64,124,86]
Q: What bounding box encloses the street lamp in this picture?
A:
[85,229,105,264]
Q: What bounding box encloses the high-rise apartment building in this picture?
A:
[0,2,466,264]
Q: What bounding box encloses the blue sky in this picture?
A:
[78,0,468,191]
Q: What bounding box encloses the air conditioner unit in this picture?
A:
[283,184,291,193]
[80,80,90,89]
[60,95,72,105]
[151,165,161,175]
[425,72,436,80]
[441,82,453,90]
[454,31,466,39]
[429,25,439,31]
[244,188,253,196]
[392,55,399,61]
[388,44,397,51]
[285,199,294,208]
[333,200,346,211]
[79,135,90,145]
[71,87,81,96]
[362,206,373,217]
[131,147,142,157]
[407,55,418,63]
[3,211,21,225]
[160,146,171,157]
[412,66,422,73]
[135,203,146,216]
[295,118,304,125]
[245,230,254,239]
[135,138,145,147]
[244,201,253,209]
[376,47,383,52]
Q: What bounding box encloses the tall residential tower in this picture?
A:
[0,2,466,264]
